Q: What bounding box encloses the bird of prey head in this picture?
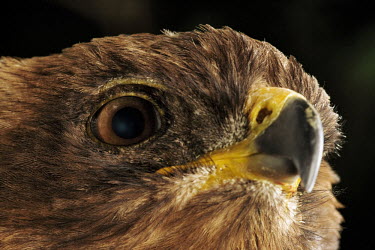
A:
[0,25,343,249]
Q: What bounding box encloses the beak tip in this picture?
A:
[300,157,322,193]
[302,179,314,193]
[303,113,324,193]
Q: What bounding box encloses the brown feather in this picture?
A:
[0,25,342,249]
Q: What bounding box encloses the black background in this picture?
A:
[1,0,374,249]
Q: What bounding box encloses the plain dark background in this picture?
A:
[1,0,374,249]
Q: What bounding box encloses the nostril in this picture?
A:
[256,108,272,124]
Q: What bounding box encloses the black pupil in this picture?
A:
[112,107,145,139]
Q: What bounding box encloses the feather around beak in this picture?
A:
[157,87,324,194]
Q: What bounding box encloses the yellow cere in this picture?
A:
[245,87,307,140]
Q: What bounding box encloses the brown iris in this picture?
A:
[91,96,161,146]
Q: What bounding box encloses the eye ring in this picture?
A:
[90,96,161,146]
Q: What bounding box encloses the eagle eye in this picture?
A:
[91,96,161,146]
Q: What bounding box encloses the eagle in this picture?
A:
[0,25,343,249]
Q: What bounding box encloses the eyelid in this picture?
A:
[96,92,165,117]
[98,78,167,94]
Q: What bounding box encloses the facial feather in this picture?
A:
[0,25,342,249]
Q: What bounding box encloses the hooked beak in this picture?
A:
[157,87,324,193]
